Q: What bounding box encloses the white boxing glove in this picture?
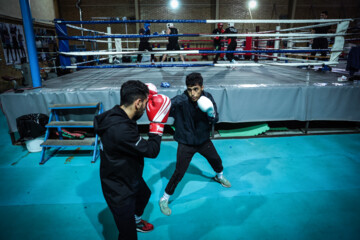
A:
[197,96,216,118]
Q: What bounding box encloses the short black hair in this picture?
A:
[321,11,328,16]
[120,80,148,107]
[186,72,203,87]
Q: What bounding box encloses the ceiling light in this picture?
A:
[170,0,179,9]
[248,0,257,9]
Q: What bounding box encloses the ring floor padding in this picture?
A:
[1,63,360,132]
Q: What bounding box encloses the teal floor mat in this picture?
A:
[1,111,360,240]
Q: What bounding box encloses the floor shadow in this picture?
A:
[146,156,219,204]
[146,154,272,239]
[98,207,118,240]
[156,154,273,206]
[76,167,117,240]
[151,193,267,239]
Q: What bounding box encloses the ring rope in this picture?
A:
[71,57,109,66]
[38,34,115,43]
[66,24,109,35]
[52,18,351,69]
[125,39,217,43]
[54,19,352,24]
[280,22,337,32]
[41,60,339,71]
[276,56,326,62]
[58,33,346,40]
[70,63,213,68]
[59,49,335,57]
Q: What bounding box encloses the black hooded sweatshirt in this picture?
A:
[170,90,219,146]
[94,105,161,206]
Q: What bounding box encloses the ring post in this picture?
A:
[54,19,71,68]
[330,21,350,62]
[107,26,113,63]
[273,25,280,61]
[19,0,41,88]
[288,36,293,51]
[254,26,259,62]
[115,38,123,60]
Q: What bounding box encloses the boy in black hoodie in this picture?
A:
[94,80,170,240]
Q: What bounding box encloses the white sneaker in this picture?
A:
[214,175,232,188]
[159,198,171,216]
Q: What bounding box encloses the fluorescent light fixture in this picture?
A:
[248,0,257,9]
[170,0,179,9]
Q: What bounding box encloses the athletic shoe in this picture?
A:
[159,198,171,216]
[231,59,237,64]
[136,220,154,233]
[214,175,231,188]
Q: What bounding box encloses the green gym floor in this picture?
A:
[0,110,360,240]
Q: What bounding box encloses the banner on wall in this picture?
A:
[0,22,28,65]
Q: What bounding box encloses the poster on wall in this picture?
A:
[0,22,28,65]
[34,28,56,62]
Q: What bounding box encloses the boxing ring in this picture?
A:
[2,65,360,133]
[1,17,360,134]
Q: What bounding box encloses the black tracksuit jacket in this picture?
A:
[93,105,161,207]
[170,90,219,146]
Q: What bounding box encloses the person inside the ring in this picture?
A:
[212,22,225,64]
[161,23,185,64]
[224,22,238,64]
[137,23,155,65]
[310,10,333,61]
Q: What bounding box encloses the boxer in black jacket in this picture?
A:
[94,80,170,240]
[159,73,231,216]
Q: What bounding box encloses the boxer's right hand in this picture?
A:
[146,94,171,135]
[145,83,158,99]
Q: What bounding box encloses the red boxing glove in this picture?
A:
[221,29,225,33]
[146,94,171,135]
[145,83,158,99]
[215,36,219,40]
